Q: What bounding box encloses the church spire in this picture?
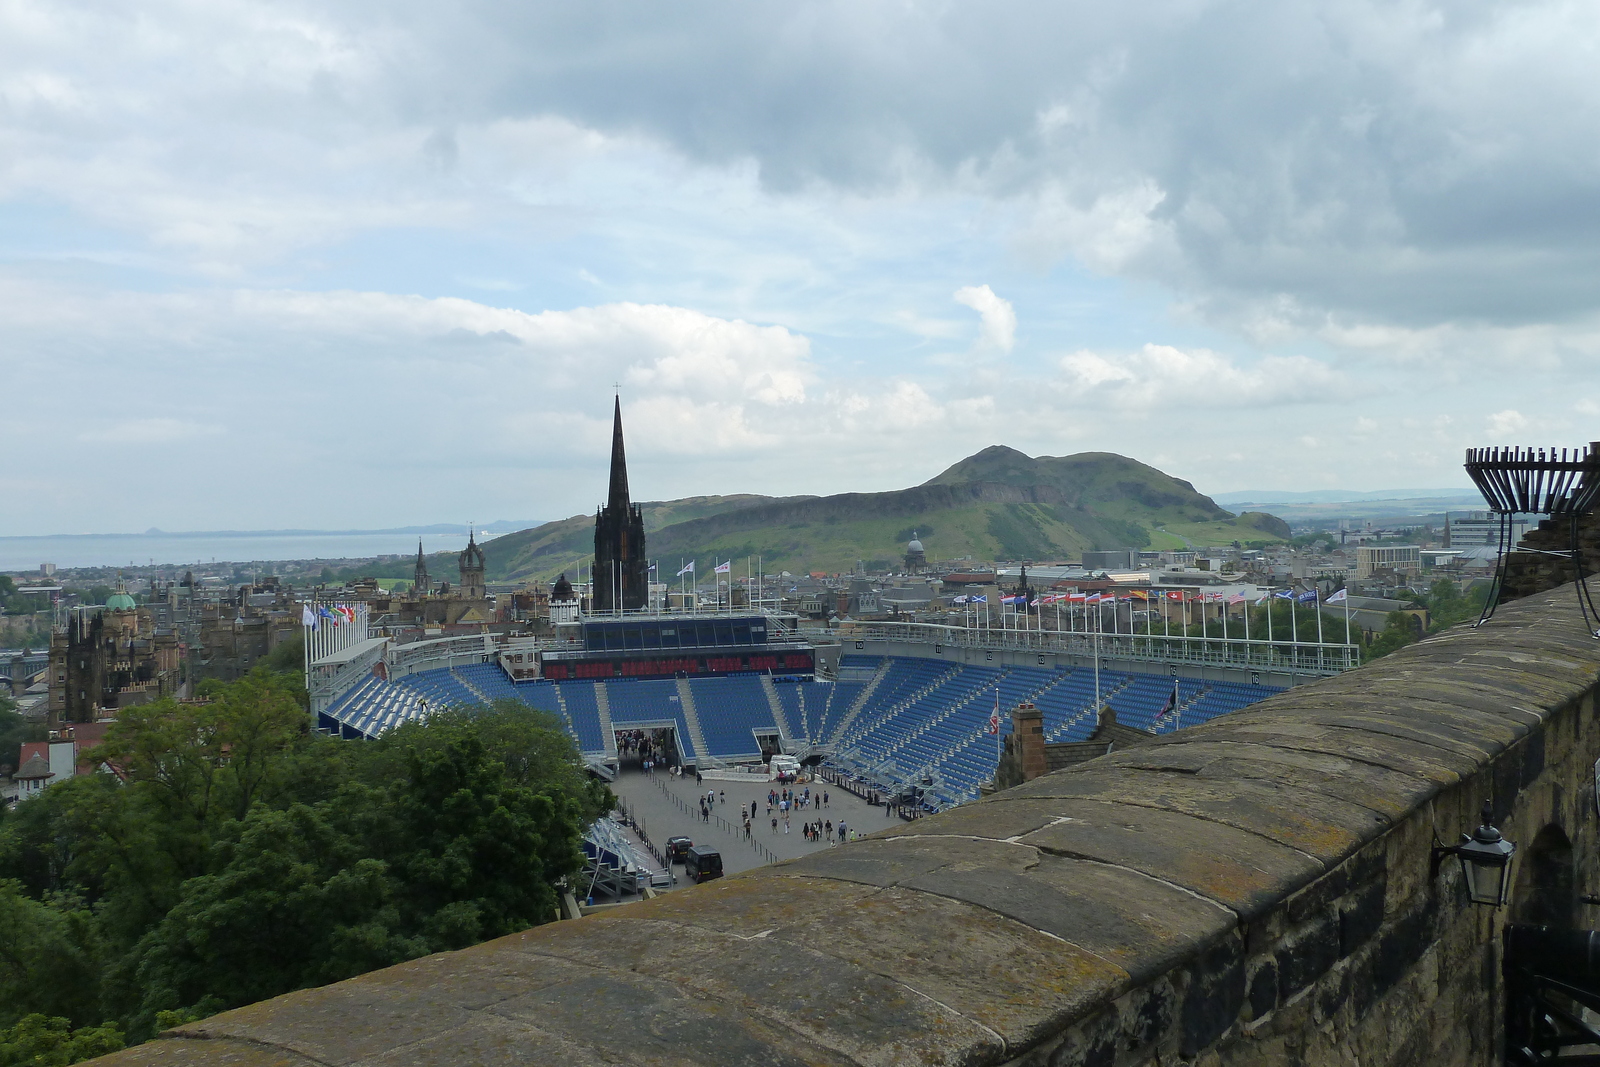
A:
[413,539,430,597]
[608,395,630,511]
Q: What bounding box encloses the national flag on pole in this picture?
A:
[714,561,731,574]
[988,691,1000,735]
[676,561,695,577]
[969,594,987,603]
[301,604,319,630]
[1327,588,1348,604]
[1296,590,1318,603]
[648,562,658,572]
[1227,594,1246,605]
[318,606,337,624]
[1154,678,1179,725]
[1274,589,1295,600]
[1166,590,1185,601]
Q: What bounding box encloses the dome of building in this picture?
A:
[105,577,137,611]
[552,573,575,601]
[907,535,924,554]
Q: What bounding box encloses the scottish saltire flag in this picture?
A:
[970,595,987,603]
[1327,589,1348,604]
[676,561,695,577]
[1274,590,1295,600]
[714,561,731,574]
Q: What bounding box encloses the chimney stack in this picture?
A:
[1012,701,1046,782]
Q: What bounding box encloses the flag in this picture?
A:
[1327,588,1348,604]
[337,604,357,623]
[676,561,695,577]
[1274,590,1295,600]
[1167,590,1185,601]
[1296,590,1318,603]
[318,605,337,624]
[301,604,319,630]
[648,562,658,572]
[714,561,731,574]
[1154,678,1179,724]
[952,595,969,605]
[1227,594,1246,605]
[988,691,1000,735]
[1068,592,1087,603]
[970,594,988,603]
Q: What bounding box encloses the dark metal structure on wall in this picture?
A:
[593,397,649,612]
[1464,443,1600,635]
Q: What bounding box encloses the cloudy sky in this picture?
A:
[5,0,1599,534]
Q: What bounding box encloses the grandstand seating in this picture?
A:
[688,675,775,758]
[318,651,1287,811]
[603,678,698,761]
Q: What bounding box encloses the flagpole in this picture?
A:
[1092,602,1101,718]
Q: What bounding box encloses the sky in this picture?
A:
[4,0,1599,534]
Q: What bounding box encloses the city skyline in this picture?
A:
[4,3,1596,534]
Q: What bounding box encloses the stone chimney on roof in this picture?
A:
[1012,701,1046,782]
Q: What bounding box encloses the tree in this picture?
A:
[0,1014,124,1067]
[0,695,44,777]
[0,681,607,1050]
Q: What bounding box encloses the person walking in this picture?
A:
[771,817,778,834]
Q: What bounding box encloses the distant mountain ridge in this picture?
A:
[1213,488,1483,505]
[476,445,1290,583]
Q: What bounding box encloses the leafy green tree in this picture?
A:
[0,1014,124,1067]
[0,676,605,1049]
[0,694,44,777]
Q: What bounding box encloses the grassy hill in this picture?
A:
[473,446,1289,584]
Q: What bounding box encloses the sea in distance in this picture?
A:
[0,521,543,573]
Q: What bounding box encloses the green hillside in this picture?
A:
[476,446,1289,584]
[479,494,814,583]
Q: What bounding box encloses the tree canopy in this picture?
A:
[0,670,609,1062]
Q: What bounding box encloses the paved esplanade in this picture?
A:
[87,587,1600,1067]
[611,766,895,876]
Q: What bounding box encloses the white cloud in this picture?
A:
[1486,409,1529,438]
[76,418,221,444]
[1055,344,1351,408]
[952,284,1016,353]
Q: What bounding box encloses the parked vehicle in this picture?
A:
[666,836,694,864]
[684,846,723,884]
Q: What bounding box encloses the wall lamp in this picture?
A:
[1434,800,1517,907]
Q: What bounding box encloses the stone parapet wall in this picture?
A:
[97,585,1600,1067]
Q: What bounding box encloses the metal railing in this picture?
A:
[652,775,781,865]
[839,620,1360,675]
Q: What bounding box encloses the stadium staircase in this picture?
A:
[594,683,619,761]
[758,676,797,750]
[835,664,960,755]
[1045,674,1134,743]
[674,678,715,768]
[918,669,1064,798]
[451,667,490,704]
[826,660,893,745]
